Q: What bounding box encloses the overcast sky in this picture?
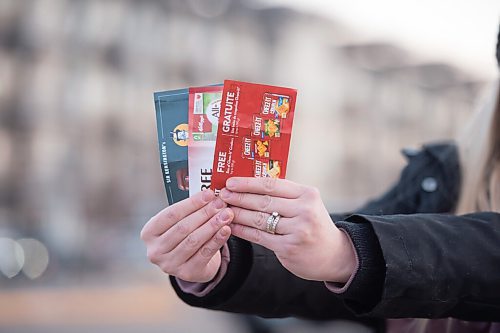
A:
[263,0,499,80]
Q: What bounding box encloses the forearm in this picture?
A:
[171,236,378,325]
[339,212,500,321]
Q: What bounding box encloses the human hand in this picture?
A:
[220,177,356,283]
[141,189,234,283]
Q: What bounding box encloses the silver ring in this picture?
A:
[270,213,280,234]
[266,211,280,234]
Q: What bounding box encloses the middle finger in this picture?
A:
[220,188,299,217]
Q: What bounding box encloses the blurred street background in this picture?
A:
[0,0,498,332]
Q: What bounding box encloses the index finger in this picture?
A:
[226,177,305,198]
[142,189,215,238]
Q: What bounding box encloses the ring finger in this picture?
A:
[231,206,292,235]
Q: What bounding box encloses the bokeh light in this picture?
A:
[17,238,50,279]
[0,238,24,278]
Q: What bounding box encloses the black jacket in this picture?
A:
[170,142,500,325]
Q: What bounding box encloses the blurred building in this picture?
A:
[0,0,486,284]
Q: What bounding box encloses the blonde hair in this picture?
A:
[455,79,500,214]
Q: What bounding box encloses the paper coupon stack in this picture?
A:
[154,80,297,204]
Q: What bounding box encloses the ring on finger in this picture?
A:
[266,211,280,234]
[270,213,280,234]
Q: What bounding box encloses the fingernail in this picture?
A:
[220,209,231,222]
[202,189,213,202]
[220,188,232,200]
[220,226,229,237]
[213,197,225,209]
[226,178,237,189]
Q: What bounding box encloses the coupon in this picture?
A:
[154,88,190,205]
[211,80,297,192]
[188,86,223,196]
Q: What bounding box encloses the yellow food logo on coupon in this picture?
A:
[171,123,189,147]
[267,160,281,178]
[275,99,289,118]
[265,119,280,137]
[255,140,269,157]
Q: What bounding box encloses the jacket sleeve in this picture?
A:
[337,212,500,321]
[332,143,500,320]
[170,234,381,327]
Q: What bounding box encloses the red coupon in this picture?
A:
[211,80,297,192]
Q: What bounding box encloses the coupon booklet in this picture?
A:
[188,86,223,196]
[210,80,297,192]
[154,89,190,205]
[154,80,296,204]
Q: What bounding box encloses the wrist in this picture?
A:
[327,228,357,283]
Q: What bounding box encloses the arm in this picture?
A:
[151,142,490,322]
[336,212,500,321]
[168,178,359,319]
[141,181,379,326]
[167,142,458,319]
[170,234,380,327]
[173,166,500,320]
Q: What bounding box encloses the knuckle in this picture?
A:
[259,195,273,211]
[158,261,174,274]
[297,204,310,217]
[200,246,215,258]
[254,211,267,229]
[262,177,277,193]
[146,247,161,264]
[235,192,245,205]
[304,186,320,199]
[250,228,262,243]
[165,209,180,223]
[176,270,193,282]
[195,193,206,206]
[200,205,211,221]
[185,234,199,248]
[210,214,222,229]
[298,203,316,218]
[189,193,205,209]
[175,222,189,236]
[295,226,311,242]
[304,207,319,224]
